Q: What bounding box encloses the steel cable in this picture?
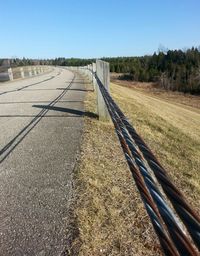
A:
[102,95,196,255]
[102,97,179,256]
[94,74,200,255]
[100,81,200,251]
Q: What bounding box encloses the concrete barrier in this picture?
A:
[0,67,11,81]
[0,65,53,82]
[12,67,22,80]
[23,67,30,78]
[0,72,10,81]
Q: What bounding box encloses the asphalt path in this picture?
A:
[0,68,89,255]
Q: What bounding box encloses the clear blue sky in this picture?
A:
[0,0,200,59]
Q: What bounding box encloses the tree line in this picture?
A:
[0,58,53,67]
[103,48,200,94]
[52,48,200,93]
[1,47,200,93]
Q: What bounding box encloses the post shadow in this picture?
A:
[32,104,98,119]
[56,88,94,92]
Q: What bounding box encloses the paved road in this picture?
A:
[0,68,87,255]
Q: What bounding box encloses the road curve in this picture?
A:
[0,68,87,255]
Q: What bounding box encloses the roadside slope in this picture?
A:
[110,83,200,209]
[111,83,200,141]
[73,82,200,255]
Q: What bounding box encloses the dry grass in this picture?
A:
[110,83,200,202]
[73,80,200,255]
[111,76,200,110]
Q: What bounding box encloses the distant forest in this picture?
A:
[1,47,200,93]
[106,48,200,94]
[53,47,200,93]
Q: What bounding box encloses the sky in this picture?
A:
[0,0,200,59]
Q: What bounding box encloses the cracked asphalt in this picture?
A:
[0,68,87,255]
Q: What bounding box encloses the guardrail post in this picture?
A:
[36,67,40,74]
[89,64,93,83]
[8,68,13,81]
[92,63,96,91]
[96,60,110,121]
[20,67,25,78]
[33,67,37,76]
[28,67,32,77]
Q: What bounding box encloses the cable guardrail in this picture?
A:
[75,61,200,256]
[101,79,198,253]
[96,75,199,256]
[107,89,200,252]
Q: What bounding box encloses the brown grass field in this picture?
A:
[70,79,200,256]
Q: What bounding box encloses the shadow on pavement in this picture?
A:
[0,100,83,104]
[33,105,98,119]
[56,88,94,92]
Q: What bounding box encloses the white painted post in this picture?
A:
[89,64,93,83]
[20,67,25,78]
[33,67,37,76]
[28,67,32,77]
[96,60,110,121]
[92,63,96,92]
[8,68,13,81]
[36,66,39,74]
[84,66,87,77]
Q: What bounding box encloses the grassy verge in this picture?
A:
[71,81,200,255]
[111,76,200,110]
[110,83,200,205]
